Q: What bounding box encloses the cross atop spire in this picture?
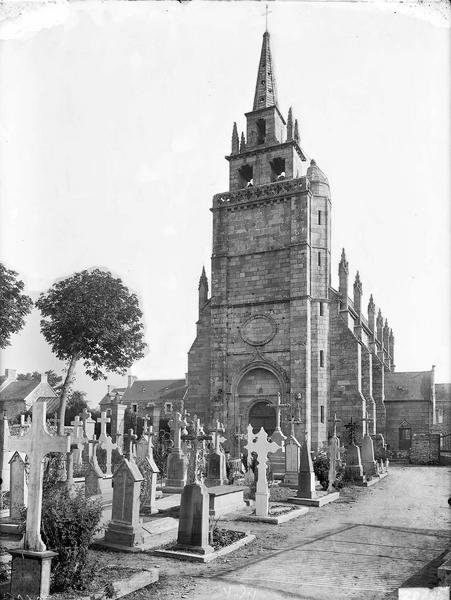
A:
[253,31,278,111]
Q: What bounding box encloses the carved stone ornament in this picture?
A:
[240,314,277,346]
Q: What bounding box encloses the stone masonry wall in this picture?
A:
[384,400,431,451]
[410,433,440,465]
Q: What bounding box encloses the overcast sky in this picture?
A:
[0,1,449,407]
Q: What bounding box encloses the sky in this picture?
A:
[0,1,449,407]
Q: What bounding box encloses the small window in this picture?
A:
[318,210,322,225]
[437,409,444,424]
[106,408,112,417]
[319,302,324,316]
[317,252,321,267]
[320,350,324,367]
[165,402,173,414]
[320,405,325,423]
[256,118,266,144]
[132,403,138,413]
[239,164,253,189]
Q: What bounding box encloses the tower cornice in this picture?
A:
[212,176,310,210]
[225,139,306,163]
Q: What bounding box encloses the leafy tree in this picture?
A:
[0,263,33,348]
[36,269,146,435]
[65,390,88,425]
[17,369,63,390]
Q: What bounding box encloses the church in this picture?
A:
[185,30,438,455]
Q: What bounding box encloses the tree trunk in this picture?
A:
[58,354,78,436]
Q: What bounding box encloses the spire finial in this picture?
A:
[294,119,300,143]
[253,28,278,110]
[240,132,246,153]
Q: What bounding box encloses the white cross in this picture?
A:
[169,412,187,451]
[8,399,70,552]
[244,425,280,517]
[211,420,226,453]
[97,411,111,442]
[274,392,289,430]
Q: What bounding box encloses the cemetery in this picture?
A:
[0,395,397,599]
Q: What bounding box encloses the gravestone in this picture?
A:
[283,419,301,487]
[84,439,104,498]
[70,416,86,466]
[97,414,117,477]
[9,451,27,519]
[103,456,144,549]
[206,421,227,487]
[328,413,342,492]
[175,421,213,555]
[244,425,280,517]
[175,481,213,555]
[297,437,316,500]
[165,412,188,491]
[345,442,364,482]
[268,393,287,476]
[371,433,388,461]
[361,434,377,478]
[7,398,70,600]
[136,425,159,514]
[0,412,11,491]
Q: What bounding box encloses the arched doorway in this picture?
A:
[249,401,276,435]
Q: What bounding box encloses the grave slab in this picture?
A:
[236,504,309,525]
[355,471,388,487]
[288,491,340,507]
[207,485,245,517]
[94,516,178,553]
[153,533,255,563]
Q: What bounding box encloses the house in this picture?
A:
[0,369,58,420]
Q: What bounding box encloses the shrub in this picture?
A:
[41,485,103,592]
[313,450,329,490]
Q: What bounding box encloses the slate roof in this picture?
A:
[99,387,126,406]
[0,380,41,401]
[384,371,433,402]
[122,379,185,406]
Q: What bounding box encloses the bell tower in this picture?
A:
[187,30,332,452]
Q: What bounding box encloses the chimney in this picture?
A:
[107,384,111,394]
[5,369,17,380]
[40,372,48,383]
[128,375,137,388]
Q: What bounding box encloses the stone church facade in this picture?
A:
[186,32,406,454]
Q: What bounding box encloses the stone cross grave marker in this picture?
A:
[97,411,110,442]
[183,417,211,484]
[66,417,88,491]
[136,424,159,513]
[81,408,96,459]
[165,412,189,489]
[244,424,280,517]
[8,398,70,551]
[125,428,138,461]
[206,420,227,487]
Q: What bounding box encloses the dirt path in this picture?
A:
[123,465,450,600]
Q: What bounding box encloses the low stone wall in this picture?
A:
[410,434,440,465]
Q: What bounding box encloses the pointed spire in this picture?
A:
[198,267,208,315]
[339,249,349,310]
[294,119,300,143]
[231,122,239,155]
[353,271,362,315]
[253,31,278,111]
[368,294,375,311]
[240,132,246,153]
[339,248,349,274]
[368,294,376,337]
[286,107,293,141]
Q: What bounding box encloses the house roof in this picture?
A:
[384,371,433,402]
[122,379,186,406]
[0,380,41,401]
[99,387,126,406]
